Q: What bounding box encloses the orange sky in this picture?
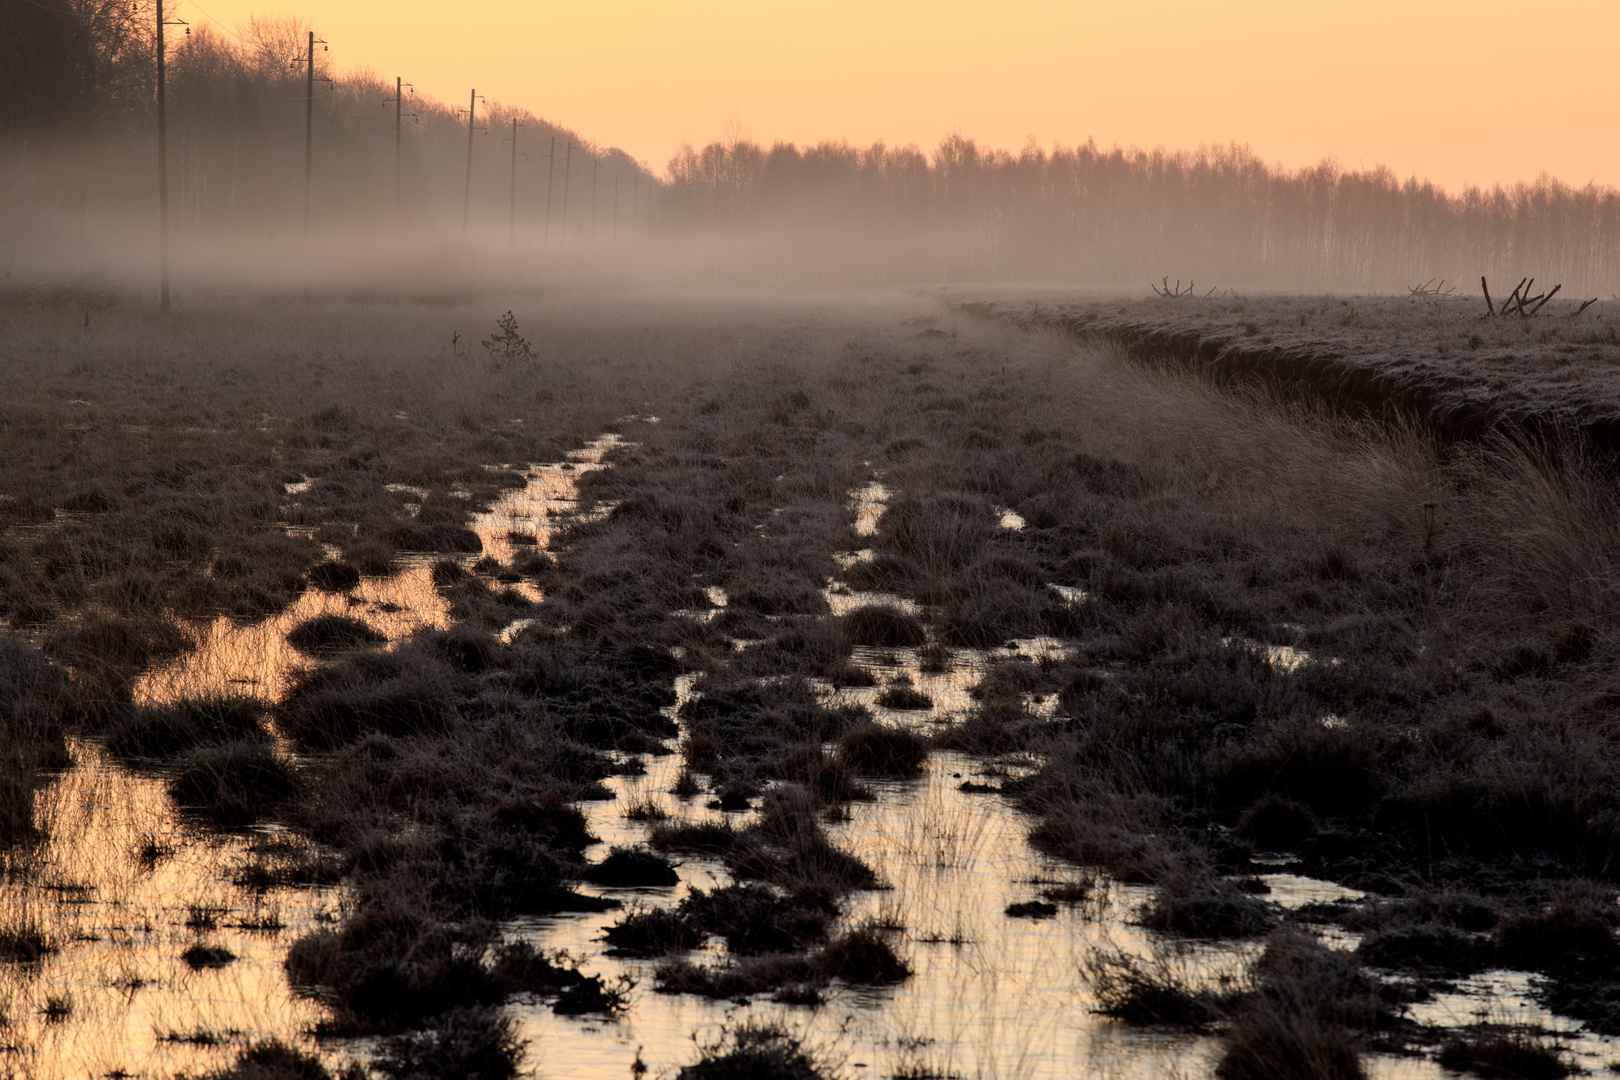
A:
[178,0,1616,191]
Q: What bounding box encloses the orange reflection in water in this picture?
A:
[0,743,347,1079]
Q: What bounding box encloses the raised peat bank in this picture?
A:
[5,291,1620,1079]
[961,291,1620,451]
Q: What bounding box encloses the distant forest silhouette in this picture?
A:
[662,136,1620,293]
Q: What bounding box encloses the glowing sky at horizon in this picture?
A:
[176,0,1616,191]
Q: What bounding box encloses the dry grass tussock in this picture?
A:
[1015,330,1441,580]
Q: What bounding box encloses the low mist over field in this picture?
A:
[8,1,1620,296]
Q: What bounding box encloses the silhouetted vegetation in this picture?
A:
[665,134,1620,291]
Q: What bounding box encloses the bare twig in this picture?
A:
[1481,277,1495,317]
[1505,278,1528,316]
[1574,297,1599,317]
[1514,278,1536,315]
[1528,283,1562,315]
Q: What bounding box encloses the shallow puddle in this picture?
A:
[0,743,348,1079]
[133,562,449,705]
[134,434,628,707]
[469,434,624,565]
[827,639,1066,725]
[1389,970,1620,1077]
[507,736,1231,1080]
[850,481,890,538]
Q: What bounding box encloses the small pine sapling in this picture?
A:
[482,310,537,369]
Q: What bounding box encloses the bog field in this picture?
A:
[5,287,1620,1080]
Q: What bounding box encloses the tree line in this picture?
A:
[1,1,652,248]
[661,134,1620,293]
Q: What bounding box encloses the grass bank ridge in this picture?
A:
[960,292,1620,451]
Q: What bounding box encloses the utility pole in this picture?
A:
[391,77,413,227]
[560,141,573,250]
[296,30,327,247]
[303,31,313,243]
[543,136,556,251]
[634,175,640,237]
[590,155,598,245]
[506,118,519,249]
[613,174,619,246]
[461,89,484,244]
[155,0,171,311]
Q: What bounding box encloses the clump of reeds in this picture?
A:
[675,882,829,956]
[180,943,236,970]
[307,559,362,592]
[0,640,71,848]
[650,818,742,856]
[1083,946,1226,1029]
[1435,1028,1570,1079]
[375,1007,522,1080]
[105,694,267,762]
[736,786,881,900]
[168,741,305,827]
[0,913,54,964]
[837,723,929,777]
[278,651,458,750]
[287,906,597,1033]
[655,953,819,1000]
[875,682,933,710]
[676,1022,830,1080]
[811,924,911,984]
[203,1039,350,1080]
[582,846,679,887]
[842,603,927,647]
[1216,930,1390,1080]
[47,611,191,681]
[1140,870,1276,938]
[604,908,706,957]
[286,614,386,655]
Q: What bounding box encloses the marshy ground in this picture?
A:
[4,287,1620,1079]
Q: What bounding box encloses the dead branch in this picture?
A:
[1514,278,1535,315]
[1150,276,1202,298]
[1504,278,1528,315]
[1408,279,1455,298]
[1528,283,1562,315]
[1481,276,1565,317]
[1574,297,1599,317]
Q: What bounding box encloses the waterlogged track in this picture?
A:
[6,296,1620,1079]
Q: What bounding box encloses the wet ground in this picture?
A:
[6,431,1618,1079]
